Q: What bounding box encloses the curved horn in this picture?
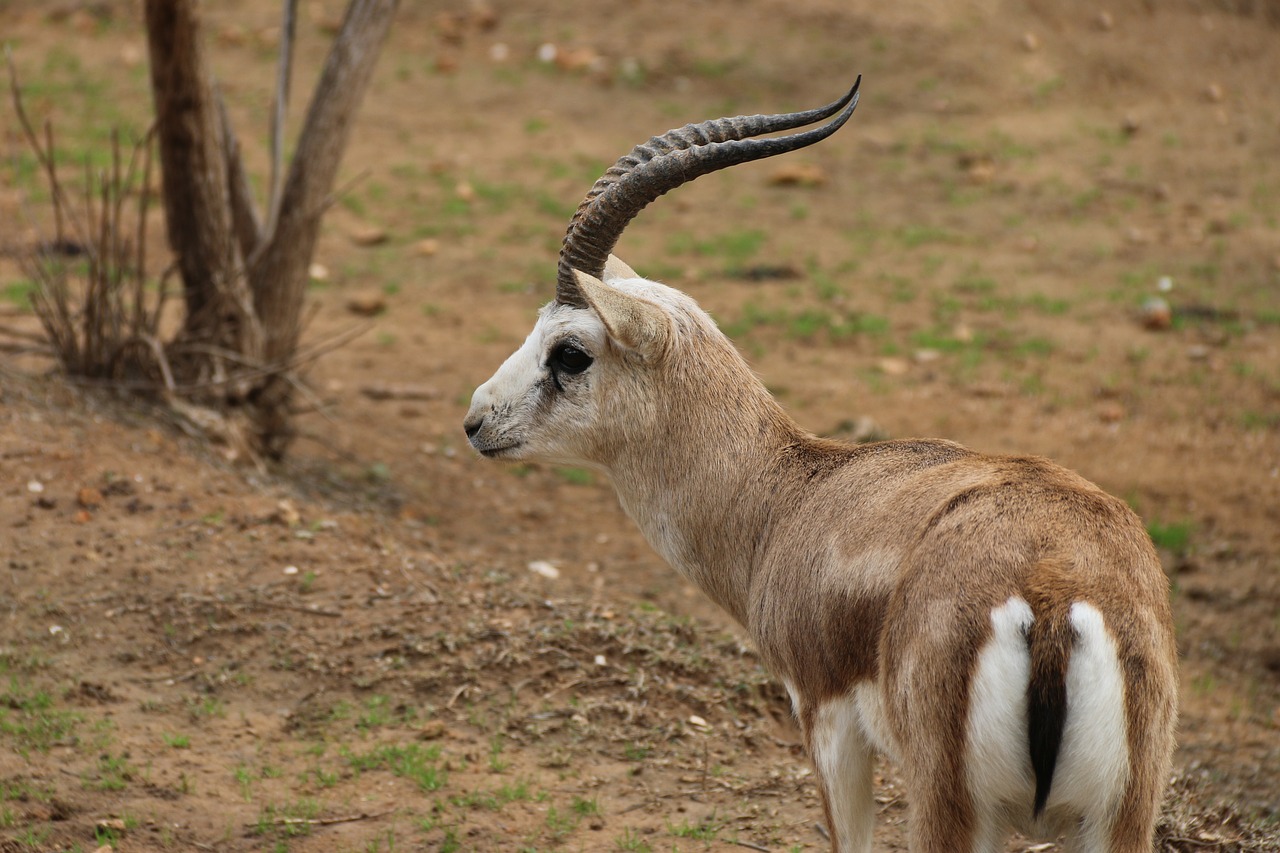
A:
[555,77,861,307]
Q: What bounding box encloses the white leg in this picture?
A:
[810,696,876,853]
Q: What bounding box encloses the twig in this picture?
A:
[252,600,343,618]
[5,46,92,261]
[262,0,297,246]
[1162,838,1225,849]
[0,323,48,343]
[732,842,771,853]
[248,808,394,829]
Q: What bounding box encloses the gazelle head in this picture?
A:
[463,80,861,468]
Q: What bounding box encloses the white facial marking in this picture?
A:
[464,302,608,463]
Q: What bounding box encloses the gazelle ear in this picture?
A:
[603,254,639,282]
[573,269,672,359]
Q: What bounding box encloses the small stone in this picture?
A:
[554,46,602,73]
[1020,32,1040,52]
[345,292,387,317]
[350,226,388,247]
[73,509,92,524]
[26,479,44,493]
[1204,83,1224,103]
[95,818,127,835]
[876,357,910,376]
[275,499,301,527]
[528,560,560,579]
[768,163,828,187]
[1120,113,1141,136]
[419,719,446,740]
[1094,11,1114,30]
[1186,345,1210,361]
[454,181,476,202]
[120,44,143,68]
[77,487,104,509]
[1098,402,1126,423]
[414,238,440,257]
[470,1,499,30]
[308,262,329,281]
[1139,296,1172,330]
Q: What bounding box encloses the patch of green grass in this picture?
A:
[623,743,650,761]
[235,764,255,801]
[572,796,601,816]
[0,679,81,756]
[346,744,446,792]
[896,224,956,248]
[545,804,580,839]
[162,732,190,749]
[2,280,37,309]
[488,733,509,772]
[615,827,653,851]
[357,695,392,731]
[554,466,595,486]
[668,228,766,274]
[668,813,722,842]
[1147,520,1192,555]
[253,798,322,840]
[186,695,226,720]
[88,751,134,791]
[1241,411,1280,431]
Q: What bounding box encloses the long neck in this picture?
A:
[603,356,807,626]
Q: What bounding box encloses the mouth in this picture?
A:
[477,443,522,459]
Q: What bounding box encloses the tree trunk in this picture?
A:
[144,0,257,363]
[142,0,398,458]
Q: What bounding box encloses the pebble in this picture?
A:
[1139,296,1172,330]
[768,163,828,187]
[345,292,387,317]
[78,487,104,509]
[528,560,560,579]
[350,226,389,247]
[1020,32,1040,52]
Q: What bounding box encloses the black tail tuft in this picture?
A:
[1027,612,1073,817]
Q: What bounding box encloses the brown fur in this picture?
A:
[465,265,1178,852]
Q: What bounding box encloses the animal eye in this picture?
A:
[550,344,593,375]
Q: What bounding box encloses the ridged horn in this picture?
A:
[555,77,861,307]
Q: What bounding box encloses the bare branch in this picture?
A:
[217,94,262,263]
[6,46,93,260]
[263,0,298,246]
[250,0,399,366]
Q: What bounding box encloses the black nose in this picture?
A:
[463,416,484,438]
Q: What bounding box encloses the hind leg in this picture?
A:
[804,695,876,853]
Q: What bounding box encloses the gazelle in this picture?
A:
[463,80,1178,852]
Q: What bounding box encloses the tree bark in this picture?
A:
[251,0,398,366]
[144,0,244,345]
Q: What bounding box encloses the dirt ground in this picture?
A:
[1,0,1279,851]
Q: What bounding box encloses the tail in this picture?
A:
[1026,604,1074,816]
